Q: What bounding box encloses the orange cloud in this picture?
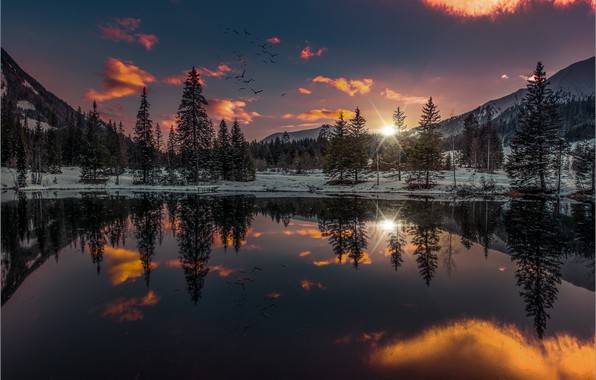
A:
[299,250,313,257]
[298,87,312,94]
[312,76,373,96]
[422,0,595,18]
[157,113,177,129]
[380,88,428,104]
[371,319,595,379]
[300,45,327,60]
[104,246,157,286]
[283,108,356,121]
[267,37,281,44]
[85,57,156,102]
[101,290,160,322]
[206,98,260,124]
[98,17,158,51]
[210,265,238,277]
[300,279,326,291]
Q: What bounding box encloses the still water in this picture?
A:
[1,194,594,379]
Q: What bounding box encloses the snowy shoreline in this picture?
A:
[1,166,588,202]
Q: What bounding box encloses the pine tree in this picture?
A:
[323,112,350,183]
[155,123,163,169]
[30,119,45,185]
[132,87,156,184]
[175,67,213,184]
[347,107,369,184]
[230,119,255,181]
[406,97,443,189]
[166,125,178,183]
[505,62,562,193]
[571,142,595,194]
[15,120,28,188]
[45,127,62,174]
[393,106,407,181]
[461,113,479,168]
[1,96,18,167]
[80,101,109,181]
[214,120,231,180]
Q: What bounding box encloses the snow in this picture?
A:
[17,100,36,111]
[0,165,582,202]
[22,79,39,95]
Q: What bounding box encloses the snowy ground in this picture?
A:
[0,166,581,201]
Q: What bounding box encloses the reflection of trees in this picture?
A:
[213,195,255,253]
[404,199,442,286]
[318,197,370,268]
[387,226,406,271]
[505,200,566,338]
[132,194,162,286]
[452,201,501,256]
[79,195,109,274]
[175,195,214,304]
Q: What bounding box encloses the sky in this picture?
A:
[2,0,595,141]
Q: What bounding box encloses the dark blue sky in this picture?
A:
[3,0,594,140]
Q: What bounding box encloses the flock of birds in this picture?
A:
[216,25,288,98]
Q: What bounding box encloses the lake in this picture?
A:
[1,194,594,379]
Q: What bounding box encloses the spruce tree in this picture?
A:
[230,119,255,181]
[45,127,62,174]
[214,120,231,180]
[347,107,369,184]
[461,113,479,168]
[323,112,350,183]
[30,119,45,185]
[393,106,407,181]
[132,87,156,184]
[80,101,109,181]
[155,123,163,169]
[175,67,213,183]
[15,121,28,188]
[166,125,177,183]
[505,62,562,193]
[571,142,595,194]
[406,97,443,189]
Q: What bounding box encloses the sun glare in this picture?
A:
[380,219,397,232]
[380,125,396,136]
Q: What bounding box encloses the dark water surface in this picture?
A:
[2,194,594,379]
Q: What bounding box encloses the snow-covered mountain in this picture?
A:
[260,125,330,143]
[1,48,78,129]
[439,56,595,142]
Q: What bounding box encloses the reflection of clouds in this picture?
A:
[210,265,238,278]
[300,279,326,291]
[312,252,373,266]
[104,246,157,285]
[370,319,595,380]
[101,290,160,322]
[284,229,325,239]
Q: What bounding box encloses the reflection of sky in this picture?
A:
[2,207,594,379]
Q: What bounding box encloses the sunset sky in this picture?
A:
[2,0,594,140]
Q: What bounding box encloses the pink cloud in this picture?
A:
[267,37,281,44]
[136,33,159,51]
[98,17,158,51]
[300,45,327,60]
[206,99,260,124]
[380,88,428,104]
[162,64,232,86]
[85,57,156,102]
[312,76,373,96]
[298,87,312,94]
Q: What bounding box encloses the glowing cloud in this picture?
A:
[206,98,260,124]
[298,87,312,94]
[299,250,313,257]
[98,17,158,51]
[300,279,326,291]
[101,290,161,322]
[267,37,281,44]
[312,76,373,96]
[501,74,510,79]
[370,319,595,379]
[162,64,232,86]
[85,57,156,102]
[380,88,428,104]
[421,0,595,18]
[300,45,327,60]
[104,246,157,286]
[210,265,238,277]
[283,108,356,121]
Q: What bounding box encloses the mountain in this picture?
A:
[1,48,78,129]
[260,125,329,143]
[439,56,595,143]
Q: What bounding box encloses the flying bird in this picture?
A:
[243,78,255,83]
[281,93,286,97]
[250,87,263,94]
[243,27,251,35]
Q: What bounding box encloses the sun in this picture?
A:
[380,125,396,136]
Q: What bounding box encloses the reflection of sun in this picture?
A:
[380,125,396,136]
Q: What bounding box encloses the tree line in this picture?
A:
[1,67,255,187]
